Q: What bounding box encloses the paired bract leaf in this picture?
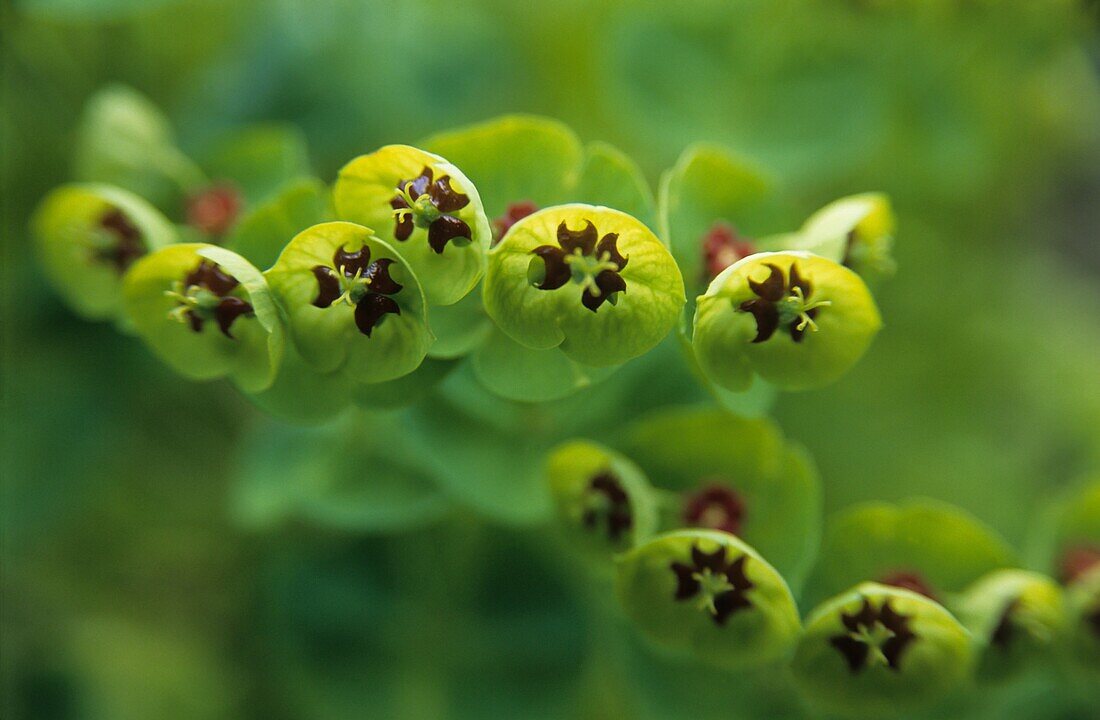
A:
[484,204,684,367]
[333,145,491,306]
[658,143,787,306]
[615,529,801,670]
[791,583,974,716]
[123,244,284,392]
[74,85,203,206]
[622,407,820,590]
[470,326,615,403]
[226,177,329,270]
[693,251,881,391]
[422,115,583,221]
[804,499,1016,609]
[200,124,312,204]
[265,221,431,384]
[34,183,176,321]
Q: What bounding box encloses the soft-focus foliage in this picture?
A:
[3,2,1100,719]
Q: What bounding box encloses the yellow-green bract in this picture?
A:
[791,583,973,717]
[953,569,1066,683]
[333,144,491,306]
[615,529,800,670]
[692,251,880,391]
[34,183,176,321]
[545,440,658,562]
[123,244,284,393]
[265,221,432,385]
[484,204,685,368]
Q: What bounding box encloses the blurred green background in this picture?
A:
[3,1,1100,718]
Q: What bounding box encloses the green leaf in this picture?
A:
[200,124,312,204]
[231,412,450,533]
[425,285,493,359]
[574,141,656,230]
[225,177,329,270]
[804,499,1017,609]
[657,143,781,303]
[470,326,616,402]
[421,114,583,220]
[73,84,203,206]
[621,407,821,590]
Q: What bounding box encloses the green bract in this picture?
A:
[74,85,204,206]
[791,583,973,716]
[123,244,284,392]
[34,183,177,321]
[484,204,684,368]
[615,529,801,670]
[953,569,1066,682]
[658,143,786,308]
[333,144,491,306]
[265,221,431,384]
[545,440,658,561]
[225,177,330,270]
[622,407,820,590]
[800,193,897,280]
[692,251,881,391]
[804,499,1015,608]
[423,115,659,399]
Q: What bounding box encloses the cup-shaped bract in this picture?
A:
[425,115,658,399]
[545,440,658,561]
[333,145,490,306]
[122,244,284,392]
[693,251,881,391]
[615,529,801,670]
[484,204,685,367]
[265,221,431,385]
[953,569,1066,683]
[800,193,896,280]
[791,583,973,716]
[34,184,177,321]
[621,407,820,590]
[804,499,1015,609]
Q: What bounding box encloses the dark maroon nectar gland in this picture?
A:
[186,184,242,237]
[165,260,254,337]
[580,472,633,542]
[738,262,831,343]
[531,219,629,312]
[702,222,755,281]
[492,200,539,245]
[682,483,746,536]
[311,245,403,337]
[829,597,917,673]
[878,571,938,601]
[670,544,755,625]
[389,166,472,253]
[1059,545,1100,584]
[96,208,146,273]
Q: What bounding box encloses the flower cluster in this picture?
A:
[32,87,1100,719]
